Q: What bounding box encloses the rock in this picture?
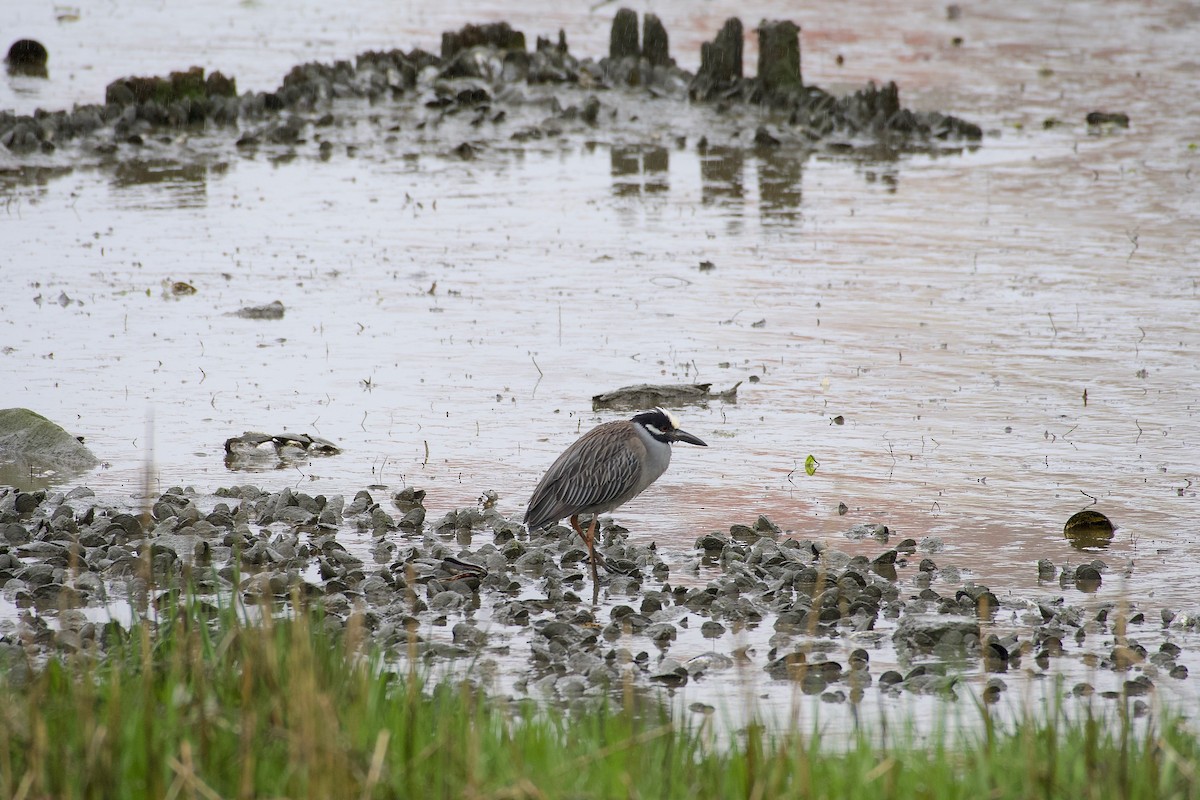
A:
[984,640,1010,672]
[878,670,903,688]
[14,492,41,514]
[206,71,237,97]
[757,20,802,96]
[650,657,688,686]
[872,549,898,566]
[644,622,677,644]
[0,408,99,472]
[581,95,601,125]
[754,126,781,148]
[765,651,810,680]
[729,524,763,543]
[393,487,426,512]
[399,507,425,530]
[452,622,487,647]
[845,523,890,542]
[428,591,467,612]
[2,522,31,544]
[893,613,979,651]
[1074,564,1102,592]
[696,533,731,553]
[233,300,285,320]
[0,120,42,153]
[684,652,734,677]
[1063,510,1114,549]
[538,620,580,643]
[773,610,808,634]
[6,39,48,77]
[1086,111,1129,128]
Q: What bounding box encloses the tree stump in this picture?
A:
[642,14,670,66]
[757,20,802,95]
[609,8,640,59]
[690,18,743,100]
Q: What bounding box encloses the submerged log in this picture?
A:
[592,382,740,411]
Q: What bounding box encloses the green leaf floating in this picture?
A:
[804,454,818,476]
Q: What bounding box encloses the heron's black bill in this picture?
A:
[672,429,707,447]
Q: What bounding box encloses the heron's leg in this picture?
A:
[585,516,600,591]
[569,514,608,573]
[569,514,589,547]
[583,515,597,597]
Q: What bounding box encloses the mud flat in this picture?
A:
[1,10,979,181]
[0,481,1190,729]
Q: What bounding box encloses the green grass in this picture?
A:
[1,593,1198,799]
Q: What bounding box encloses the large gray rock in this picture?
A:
[893,613,979,652]
[0,408,99,471]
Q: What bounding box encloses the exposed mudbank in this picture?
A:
[1,10,980,180]
[0,482,1186,722]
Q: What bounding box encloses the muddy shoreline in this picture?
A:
[0,480,1189,723]
[2,11,980,184]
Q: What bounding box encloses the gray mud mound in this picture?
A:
[0,408,98,473]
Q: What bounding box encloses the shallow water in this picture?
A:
[3,0,1200,726]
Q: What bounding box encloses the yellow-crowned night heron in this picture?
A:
[524,407,707,587]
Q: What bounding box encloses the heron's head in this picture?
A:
[632,407,707,447]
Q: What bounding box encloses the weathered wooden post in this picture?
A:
[609,8,640,59]
[690,18,743,100]
[757,20,802,95]
[642,14,670,66]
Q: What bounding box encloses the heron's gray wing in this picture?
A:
[555,428,643,511]
[524,423,643,530]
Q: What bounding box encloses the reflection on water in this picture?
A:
[699,145,745,208]
[0,165,72,194]
[608,140,812,233]
[699,145,809,224]
[642,146,668,193]
[0,461,87,492]
[111,160,226,208]
[610,144,670,197]
[757,149,804,222]
[1062,509,1115,551]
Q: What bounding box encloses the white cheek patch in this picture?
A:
[645,424,665,437]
